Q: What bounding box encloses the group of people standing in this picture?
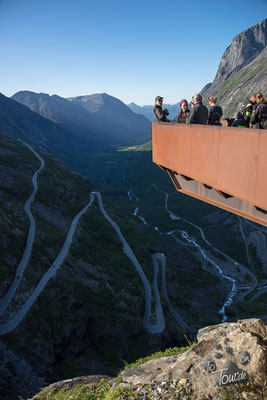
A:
[153,92,267,129]
[232,93,267,129]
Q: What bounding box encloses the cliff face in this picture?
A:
[213,18,267,85]
[201,18,267,117]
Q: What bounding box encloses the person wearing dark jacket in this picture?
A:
[232,111,248,128]
[177,99,190,123]
[251,93,267,129]
[209,112,222,126]
[187,94,208,124]
[153,96,170,122]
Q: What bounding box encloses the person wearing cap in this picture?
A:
[243,96,256,127]
[177,99,190,123]
[153,96,170,122]
[186,94,208,125]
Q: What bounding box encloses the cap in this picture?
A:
[155,96,163,102]
[180,99,187,107]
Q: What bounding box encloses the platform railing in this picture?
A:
[152,122,267,226]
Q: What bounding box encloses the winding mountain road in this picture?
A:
[0,141,45,316]
[1,144,188,335]
[2,143,264,337]
[94,192,167,334]
[0,194,94,335]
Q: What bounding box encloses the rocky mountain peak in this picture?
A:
[200,18,267,117]
[213,18,267,85]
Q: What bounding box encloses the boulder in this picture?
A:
[121,318,267,398]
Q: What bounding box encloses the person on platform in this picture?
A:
[177,99,190,123]
[243,96,256,127]
[232,111,248,128]
[153,96,170,122]
[209,112,222,126]
[207,96,223,124]
[186,94,208,124]
[251,92,267,129]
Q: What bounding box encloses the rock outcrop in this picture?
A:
[34,318,267,399]
[200,18,267,117]
[213,19,267,86]
[120,318,267,399]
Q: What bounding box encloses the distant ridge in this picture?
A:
[128,101,180,121]
[0,92,66,155]
[12,91,151,148]
[68,93,151,144]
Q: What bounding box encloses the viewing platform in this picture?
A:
[152,122,267,226]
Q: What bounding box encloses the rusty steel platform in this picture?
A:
[152,122,267,226]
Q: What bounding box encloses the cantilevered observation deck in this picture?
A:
[152,122,267,226]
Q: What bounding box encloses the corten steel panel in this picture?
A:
[152,122,267,213]
[168,172,267,226]
[152,123,191,175]
[255,131,267,209]
[217,127,259,204]
[190,125,220,186]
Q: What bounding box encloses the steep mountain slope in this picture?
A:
[0,134,155,399]
[200,18,267,116]
[68,93,151,144]
[12,91,151,147]
[0,93,66,155]
[213,18,267,85]
[12,91,108,147]
[0,134,241,399]
[204,46,267,117]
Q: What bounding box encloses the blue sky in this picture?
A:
[0,0,266,105]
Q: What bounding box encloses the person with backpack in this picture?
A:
[232,111,248,128]
[243,96,256,127]
[207,96,223,124]
[209,112,222,126]
[251,93,267,129]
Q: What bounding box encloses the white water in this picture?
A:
[129,183,241,322]
[181,231,236,322]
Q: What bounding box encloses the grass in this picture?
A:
[122,343,196,370]
[34,378,140,400]
[34,343,196,400]
[118,141,152,152]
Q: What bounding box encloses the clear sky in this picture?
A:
[0,0,266,105]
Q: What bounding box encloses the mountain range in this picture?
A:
[0,18,267,400]
[12,91,151,147]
